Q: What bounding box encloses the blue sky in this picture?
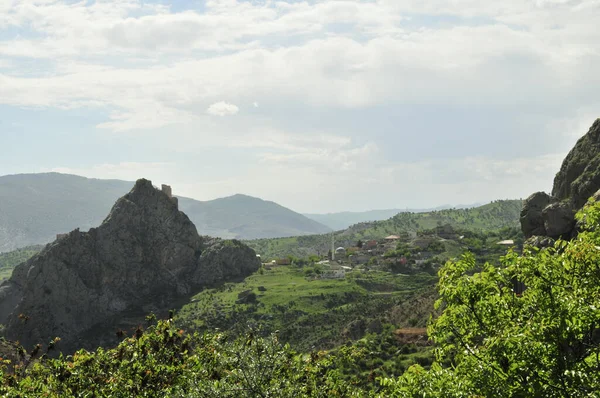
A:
[1,0,599,213]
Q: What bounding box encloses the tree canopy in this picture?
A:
[380,199,600,397]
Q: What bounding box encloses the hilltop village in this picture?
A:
[259,223,521,279]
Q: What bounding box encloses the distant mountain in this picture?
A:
[0,173,331,251]
[304,203,485,230]
[178,194,332,240]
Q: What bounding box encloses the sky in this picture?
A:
[0,0,598,214]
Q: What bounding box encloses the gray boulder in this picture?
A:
[542,202,575,238]
[0,179,260,352]
[520,192,554,237]
[524,235,555,249]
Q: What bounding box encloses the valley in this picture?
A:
[0,194,523,388]
[1,119,599,397]
[2,0,600,394]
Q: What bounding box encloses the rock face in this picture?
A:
[0,179,260,352]
[521,119,600,240]
[520,192,554,237]
[552,119,600,207]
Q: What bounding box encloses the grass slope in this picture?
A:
[175,266,437,352]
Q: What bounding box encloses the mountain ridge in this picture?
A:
[0,173,331,251]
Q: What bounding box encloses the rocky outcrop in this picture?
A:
[0,179,260,352]
[520,192,554,237]
[521,119,600,240]
[543,202,575,238]
[552,119,600,207]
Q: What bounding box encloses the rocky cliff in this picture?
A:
[0,179,260,352]
[521,118,600,240]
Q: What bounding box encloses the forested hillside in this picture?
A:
[304,202,483,230]
[248,200,523,259]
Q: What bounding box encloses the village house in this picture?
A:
[428,224,458,240]
[412,236,436,250]
[346,247,360,255]
[335,247,346,257]
[323,268,346,279]
[497,240,515,246]
[364,240,378,249]
[350,253,371,265]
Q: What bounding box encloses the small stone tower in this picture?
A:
[161,184,172,198]
[161,184,178,209]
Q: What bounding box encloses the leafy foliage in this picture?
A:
[0,318,366,397]
[378,200,600,397]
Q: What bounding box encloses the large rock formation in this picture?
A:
[521,118,600,240]
[0,179,260,352]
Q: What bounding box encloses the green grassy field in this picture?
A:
[175,265,437,352]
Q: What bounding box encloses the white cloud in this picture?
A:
[0,0,597,132]
[3,0,600,212]
[206,101,239,117]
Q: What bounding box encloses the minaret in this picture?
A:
[331,232,335,261]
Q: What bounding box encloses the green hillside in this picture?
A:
[304,209,408,230]
[0,173,330,251]
[0,173,132,252]
[304,203,483,230]
[179,194,331,239]
[175,265,437,352]
[0,244,43,281]
[247,200,523,259]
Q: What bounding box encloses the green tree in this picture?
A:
[379,200,600,397]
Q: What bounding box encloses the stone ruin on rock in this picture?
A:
[161,184,178,208]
